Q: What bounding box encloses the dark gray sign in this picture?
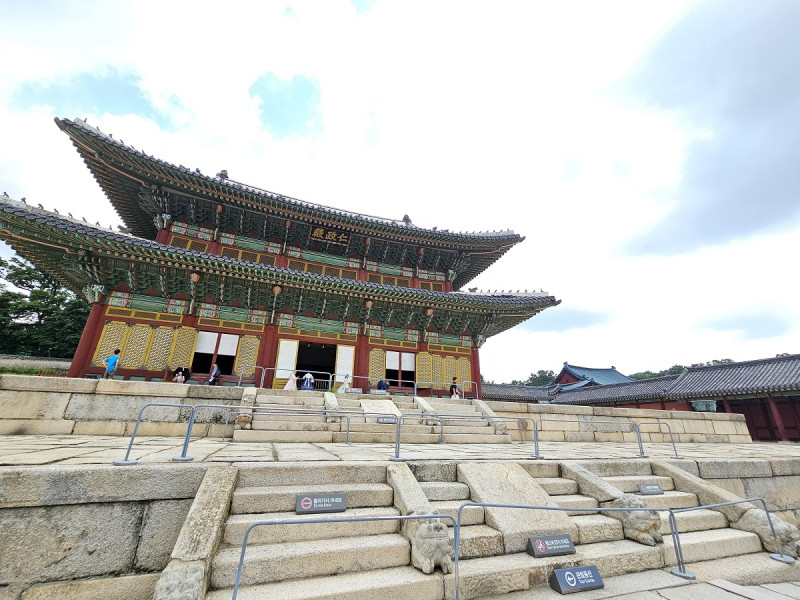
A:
[377,416,397,424]
[637,483,664,495]
[295,493,347,514]
[526,534,576,557]
[549,566,604,594]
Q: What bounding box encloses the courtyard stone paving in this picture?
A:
[2,435,800,466]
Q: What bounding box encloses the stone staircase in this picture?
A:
[206,462,442,599]
[405,459,770,598]
[232,391,510,444]
[566,460,763,568]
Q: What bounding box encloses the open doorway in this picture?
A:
[296,341,336,385]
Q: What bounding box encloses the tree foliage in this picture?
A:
[0,258,90,357]
[629,359,734,380]
[510,369,556,387]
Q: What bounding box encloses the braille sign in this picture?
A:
[637,483,664,495]
[295,493,347,515]
[549,566,604,594]
[526,534,576,557]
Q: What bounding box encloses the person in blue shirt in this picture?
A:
[377,379,389,391]
[104,349,121,379]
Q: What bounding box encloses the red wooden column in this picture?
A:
[258,324,279,388]
[354,334,370,389]
[470,346,482,399]
[155,229,171,245]
[68,303,106,377]
[766,394,789,441]
[721,397,732,413]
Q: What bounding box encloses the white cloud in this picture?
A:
[1,0,797,382]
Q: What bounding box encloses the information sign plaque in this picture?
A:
[526,534,576,557]
[637,483,664,495]
[549,566,604,594]
[295,493,347,515]
[377,416,397,424]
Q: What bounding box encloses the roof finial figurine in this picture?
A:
[2,192,7,198]
[216,170,229,179]
[54,208,59,214]
[37,203,43,209]
[69,213,73,218]
[20,197,25,202]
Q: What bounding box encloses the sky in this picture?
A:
[1,0,798,383]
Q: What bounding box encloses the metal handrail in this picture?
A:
[634,421,682,458]
[236,366,269,388]
[230,513,457,599]
[672,497,796,566]
[113,402,196,465]
[454,501,692,583]
[220,407,403,444]
[532,417,680,459]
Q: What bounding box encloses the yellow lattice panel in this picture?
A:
[234,336,260,377]
[106,307,134,318]
[120,324,153,369]
[458,357,472,392]
[428,343,470,355]
[145,327,175,371]
[416,352,432,386]
[444,356,457,387]
[92,321,129,367]
[368,348,385,385]
[167,327,198,370]
[431,354,443,389]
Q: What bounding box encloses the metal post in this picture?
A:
[390,415,405,461]
[667,509,694,579]
[634,424,648,458]
[173,406,197,462]
[533,418,542,459]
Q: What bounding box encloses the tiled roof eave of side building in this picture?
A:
[0,196,558,315]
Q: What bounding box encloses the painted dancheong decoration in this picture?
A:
[0,117,559,393]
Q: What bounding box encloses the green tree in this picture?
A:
[628,365,686,380]
[0,258,90,357]
[510,369,556,386]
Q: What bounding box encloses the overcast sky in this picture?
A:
[1,0,797,382]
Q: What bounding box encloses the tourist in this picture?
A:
[337,375,350,394]
[103,349,121,379]
[208,363,221,385]
[377,379,389,391]
[284,371,298,390]
[173,371,185,384]
[449,377,460,399]
[300,372,314,390]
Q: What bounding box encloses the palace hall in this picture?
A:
[0,118,559,396]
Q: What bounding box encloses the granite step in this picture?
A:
[573,460,653,478]
[603,474,675,493]
[633,490,699,510]
[449,524,504,559]
[223,507,401,545]
[517,461,560,479]
[235,463,387,487]
[331,432,441,443]
[570,514,624,544]
[536,477,579,496]
[255,395,325,406]
[429,500,485,527]
[233,429,334,443]
[552,494,599,516]
[249,421,340,432]
[420,481,471,502]
[210,533,410,588]
[205,566,443,600]
[659,508,728,534]
[231,483,393,514]
[442,433,512,444]
[661,528,762,565]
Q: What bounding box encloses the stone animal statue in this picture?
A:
[410,518,454,574]
[602,493,663,547]
[732,508,800,558]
